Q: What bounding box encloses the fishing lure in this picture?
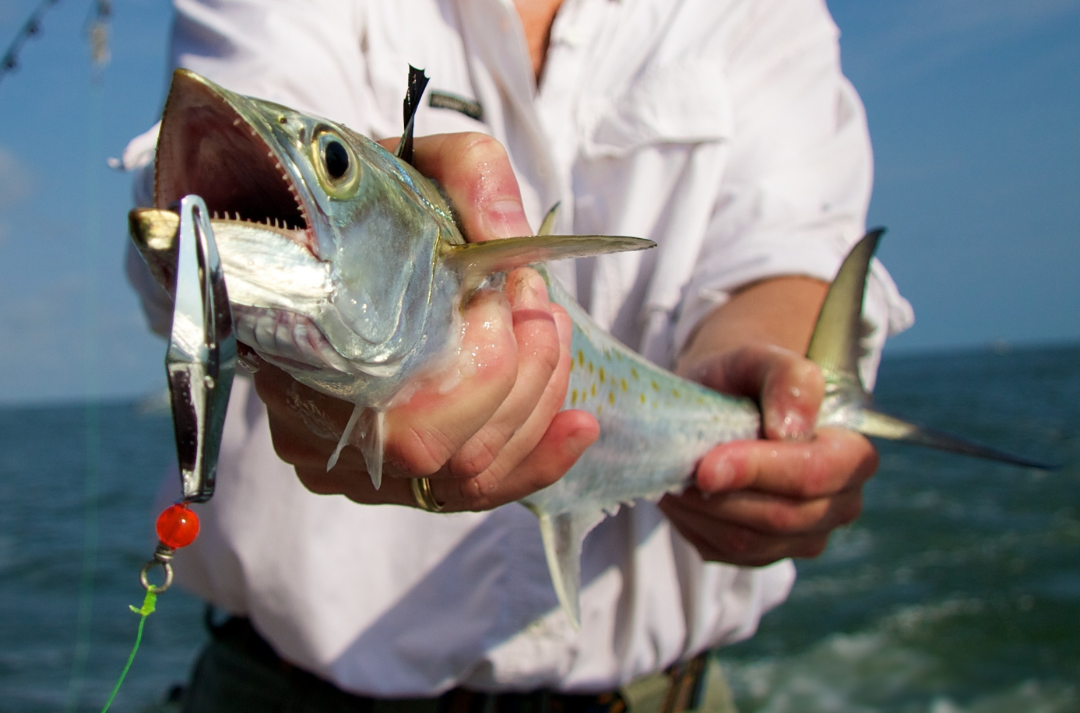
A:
[101,196,235,712]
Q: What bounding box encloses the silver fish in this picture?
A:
[131,69,1049,627]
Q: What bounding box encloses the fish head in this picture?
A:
[151,69,462,383]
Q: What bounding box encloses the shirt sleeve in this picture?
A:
[671,0,913,388]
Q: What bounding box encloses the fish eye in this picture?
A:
[312,127,360,199]
[324,140,349,179]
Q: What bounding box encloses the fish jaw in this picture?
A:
[154,69,319,255]
[153,69,462,382]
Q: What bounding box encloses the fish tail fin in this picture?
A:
[808,229,1054,470]
[537,509,605,631]
[851,408,1055,469]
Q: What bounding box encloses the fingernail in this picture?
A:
[483,199,531,240]
[511,269,548,308]
[769,407,812,441]
[703,454,736,493]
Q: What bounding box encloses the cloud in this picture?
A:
[0,145,36,248]
[0,145,33,207]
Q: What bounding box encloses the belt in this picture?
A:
[206,615,722,713]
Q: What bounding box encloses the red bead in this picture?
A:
[156,503,200,549]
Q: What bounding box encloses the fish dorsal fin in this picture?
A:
[446,234,655,293]
[806,228,883,394]
[396,65,430,165]
[538,203,561,236]
[537,509,606,631]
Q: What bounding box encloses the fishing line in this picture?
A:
[63,4,110,709]
[62,59,105,713]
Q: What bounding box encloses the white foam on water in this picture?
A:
[929,680,1078,713]
[721,598,1076,713]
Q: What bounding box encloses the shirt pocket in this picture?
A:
[579,59,733,159]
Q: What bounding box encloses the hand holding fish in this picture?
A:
[251,133,599,510]
[660,277,878,566]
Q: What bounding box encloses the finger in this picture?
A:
[382,288,519,477]
[659,496,832,566]
[449,269,565,477]
[684,345,825,440]
[666,482,864,538]
[695,427,879,498]
[254,362,354,465]
[295,459,426,508]
[450,301,576,493]
[429,408,599,511]
[396,133,533,242]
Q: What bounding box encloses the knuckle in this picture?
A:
[763,505,803,535]
[529,333,562,375]
[388,426,456,477]
[836,493,864,526]
[296,466,339,496]
[451,430,505,479]
[794,453,833,499]
[458,133,508,164]
[454,472,502,511]
[714,525,762,561]
[794,535,830,560]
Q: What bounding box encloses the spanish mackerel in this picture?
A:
[130,69,1049,627]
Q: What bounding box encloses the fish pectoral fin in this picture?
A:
[326,406,389,488]
[537,508,606,631]
[850,408,1057,470]
[447,235,655,292]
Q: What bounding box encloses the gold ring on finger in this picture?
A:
[411,477,445,513]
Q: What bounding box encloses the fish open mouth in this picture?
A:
[154,70,312,247]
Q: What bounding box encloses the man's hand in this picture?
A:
[252,133,598,511]
[660,277,879,566]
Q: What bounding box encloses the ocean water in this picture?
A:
[0,344,1077,712]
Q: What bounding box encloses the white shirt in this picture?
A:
[126,0,913,697]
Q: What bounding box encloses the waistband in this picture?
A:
[206,615,730,713]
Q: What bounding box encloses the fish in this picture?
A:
[130,68,1051,628]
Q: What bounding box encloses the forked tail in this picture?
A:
[809,229,1053,470]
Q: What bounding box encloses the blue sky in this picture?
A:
[0,0,1077,404]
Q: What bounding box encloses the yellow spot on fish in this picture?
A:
[597,404,604,416]
[651,380,659,391]
[631,367,639,380]
[640,393,647,405]
[588,362,594,375]
[591,384,597,398]
[608,392,615,406]
[672,388,680,399]
[620,378,628,392]
[571,389,578,406]
[578,350,584,367]
[599,367,605,383]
